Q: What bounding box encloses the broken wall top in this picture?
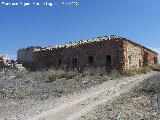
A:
[18,35,158,56]
[43,35,123,51]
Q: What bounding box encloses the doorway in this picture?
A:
[88,56,94,65]
[72,57,78,68]
[58,59,62,67]
[106,55,112,69]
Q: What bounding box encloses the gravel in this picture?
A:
[0,69,119,120]
[80,72,160,120]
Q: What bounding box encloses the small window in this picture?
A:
[144,52,149,62]
[128,55,132,64]
[143,52,149,66]
[106,55,112,71]
[59,59,62,67]
[88,56,93,65]
[154,56,158,64]
[139,59,141,67]
[106,55,112,68]
[72,58,78,68]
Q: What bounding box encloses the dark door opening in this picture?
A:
[139,59,141,67]
[154,56,158,64]
[58,59,62,67]
[88,56,94,65]
[106,55,112,70]
[128,55,132,64]
[143,52,149,66]
[72,58,78,68]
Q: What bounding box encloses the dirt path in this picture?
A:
[27,72,157,120]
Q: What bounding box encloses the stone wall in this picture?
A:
[123,41,142,69]
[141,48,158,66]
[0,54,23,69]
[0,54,10,68]
[17,46,42,69]
[123,40,158,70]
[32,37,124,71]
[17,36,158,71]
[17,46,43,64]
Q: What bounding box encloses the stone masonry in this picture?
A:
[17,35,158,71]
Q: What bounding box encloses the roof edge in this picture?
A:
[123,38,158,54]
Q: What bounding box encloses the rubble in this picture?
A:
[0,53,25,70]
[0,54,11,68]
[47,35,122,49]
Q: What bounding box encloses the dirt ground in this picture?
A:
[80,72,160,120]
[0,70,159,120]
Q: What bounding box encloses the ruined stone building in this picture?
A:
[0,53,24,69]
[0,54,11,68]
[17,35,158,71]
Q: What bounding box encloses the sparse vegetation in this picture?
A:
[15,69,29,78]
[150,64,160,71]
[0,66,159,119]
[80,73,160,120]
[46,69,79,83]
[123,67,151,76]
[0,67,118,101]
[0,68,29,78]
[82,67,107,76]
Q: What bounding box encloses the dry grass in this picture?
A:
[123,67,151,76]
[46,69,79,83]
[15,70,29,78]
[1,64,159,81]
[82,67,107,76]
[123,64,160,76]
[25,67,121,84]
[150,64,160,71]
[46,67,109,83]
[0,67,119,84]
[0,68,29,78]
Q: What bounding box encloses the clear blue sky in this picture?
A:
[0,0,160,60]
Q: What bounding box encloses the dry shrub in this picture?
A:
[0,68,29,78]
[123,67,151,76]
[46,69,78,82]
[150,64,160,71]
[83,67,106,76]
[137,67,151,74]
[15,69,29,78]
[109,69,121,77]
[123,69,136,76]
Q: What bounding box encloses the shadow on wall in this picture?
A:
[151,48,160,64]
